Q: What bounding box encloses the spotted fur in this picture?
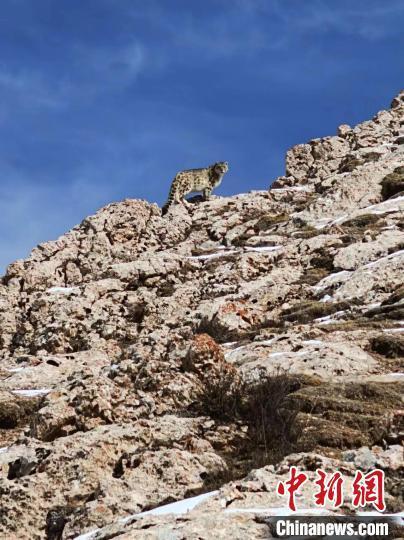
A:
[162,161,229,215]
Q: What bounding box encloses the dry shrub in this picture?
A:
[343,213,381,229]
[382,284,404,306]
[194,362,245,420]
[370,335,404,359]
[244,370,302,460]
[381,166,404,199]
[194,363,302,463]
[254,213,289,232]
[281,300,350,324]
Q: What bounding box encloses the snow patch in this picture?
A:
[236,190,268,197]
[315,316,333,325]
[315,311,346,325]
[226,339,278,357]
[383,327,404,334]
[74,530,100,540]
[302,340,324,346]
[268,350,308,358]
[356,511,404,524]
[188,246,281,260]
[270,186,311,193]
[225,507,333,516]
[0,447,8,454]
[268,352,288,358]
[362,302,381,311]
[47,286,79,295]
[312,203,404,229]
[380,141,395,147]
[12,388,50,397]
[74,492,219,538]
[225,345,246,358]
[313,214,348,230]
[120,491,219,524]
[363,249,404,269]
[187,250,238,261]
[313,271,351,291]
[255,338,277,346]
[245,246,282,253]
[361,195,404,213]
[221,341,239,349]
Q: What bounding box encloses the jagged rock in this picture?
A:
[65,446,403,539]
[1,91,403,539]
[333,231,404,270]
[183,333,225,373]
[286,143,314,180]
[46,507,68,540]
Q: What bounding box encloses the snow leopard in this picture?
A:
[162,161,229,215]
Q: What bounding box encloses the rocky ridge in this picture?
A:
[0,91,403,539]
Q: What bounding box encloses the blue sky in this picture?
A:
[0,0,403,274]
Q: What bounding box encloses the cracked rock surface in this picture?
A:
[0,91,403,539]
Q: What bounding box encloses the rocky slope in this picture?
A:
[0,91,403,539]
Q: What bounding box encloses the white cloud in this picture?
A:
[0,68,65,110]
[72,41,146,84]
[269,0,404,41]
[0,38,146,120]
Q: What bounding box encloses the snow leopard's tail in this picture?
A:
[161,181,177,216]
